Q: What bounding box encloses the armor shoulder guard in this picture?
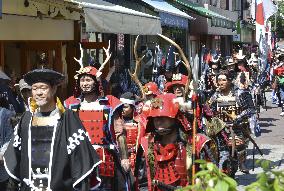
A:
[64,96,80,109]
[195,133,211,157]
[106,95,123,113]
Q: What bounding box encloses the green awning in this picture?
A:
[174,0,229,20]
[173,0,235,29]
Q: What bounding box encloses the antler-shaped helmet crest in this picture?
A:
[74,41,112,81]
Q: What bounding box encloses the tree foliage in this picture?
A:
[176,160,237,191]
[271,1,284,38]
[177,159,284,191]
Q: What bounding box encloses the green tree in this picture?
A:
[176,160,237,191]
[271,1,284,38]
[245,160,284,191]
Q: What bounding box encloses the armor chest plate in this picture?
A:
[124,122,139,172]
[31,125,53,171]
[216,100,242,123]
[79,109,110,145]
[124,122,139,146]
[154,143,188,187]
[217,105,242,123]
[31,124,54,190]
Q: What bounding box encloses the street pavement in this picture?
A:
[236,93,284,190]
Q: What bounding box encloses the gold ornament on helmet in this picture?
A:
[151,98,163,109]
[143,86,149,94]
[172,73,182,81]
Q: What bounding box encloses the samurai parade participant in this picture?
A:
[209,70,257,175]
[275,67,284,116]
[137,93,215,191]
[205,59,220,95]
[165,73,192,112]
[64,65,130,191]
[120,92,146,190]
[165,74,187,97]
[0,96,14,190]
[143,82,160,101]
[4,68,100,191]
[18,79,32,111]
[138,82,161,118]
[156,45,176,92]
[120,92,139,173]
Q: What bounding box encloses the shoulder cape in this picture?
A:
[4,109,101,191]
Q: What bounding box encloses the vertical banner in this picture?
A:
[0,0,2,19]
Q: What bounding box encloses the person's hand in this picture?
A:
[114,116,124,138]
[121,159,130,172]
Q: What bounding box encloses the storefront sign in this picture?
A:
[117,33,124,52]
[211,17,235,30]
[159,12,188,29]
[233,34,241,42]
[0,0,2,19]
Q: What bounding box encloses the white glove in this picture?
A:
[121,159,130,172]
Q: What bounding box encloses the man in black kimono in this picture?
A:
[4,68,101,191]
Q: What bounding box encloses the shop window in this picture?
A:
[2,41,64,96]
[210,0,218,6]
[232,0,241,11]
[220,0,226,9]
[3,43,21,82]
[81,33,105,69]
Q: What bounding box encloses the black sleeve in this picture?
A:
[3,112,31,182]
[65,110,101,190]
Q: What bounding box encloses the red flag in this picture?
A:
[256,0,265,43]
[256,0,264,26]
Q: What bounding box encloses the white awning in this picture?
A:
[142,0,195,20]
[68,0,162,35]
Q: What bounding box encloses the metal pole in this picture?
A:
[275,1,278,32]
[252,146,255,171]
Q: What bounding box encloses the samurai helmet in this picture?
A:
[165,73,187,92]
[74,66,98,80]
[146,93,180,132]
[145,93,192,133]
[73,41,111,81]
[143,82,160,96]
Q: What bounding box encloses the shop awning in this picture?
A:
[174,0,228,20]
[141,0,194,29]
[67,0,162,35]
[174,0,235,29]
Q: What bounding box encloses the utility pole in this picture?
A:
[275,0,278,32]
[240,0,244,20]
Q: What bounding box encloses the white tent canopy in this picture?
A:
[142,0,194,20]
[68,0,162,35]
